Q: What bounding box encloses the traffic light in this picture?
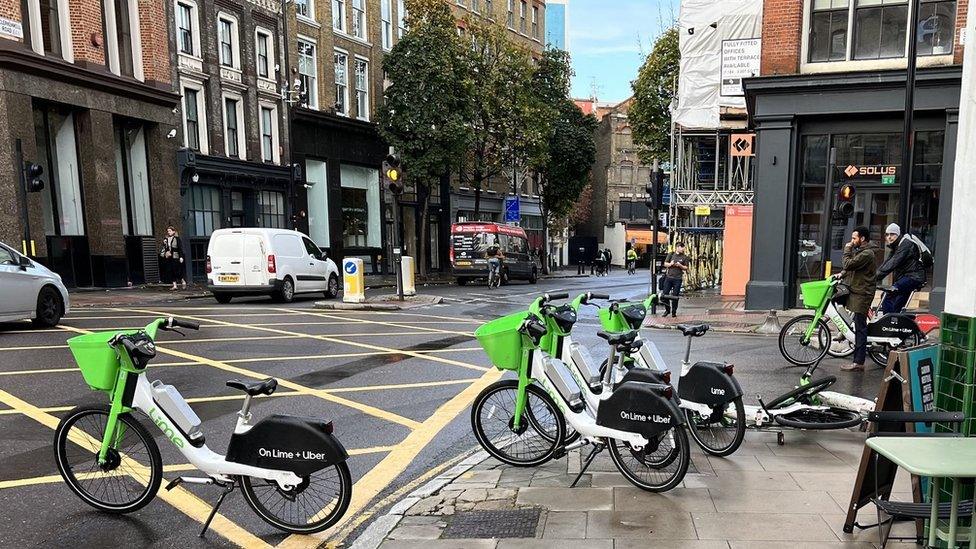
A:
[645,171,664,209]
[24,162,44,193]
[383,154,403,196]
[836,183,855,218]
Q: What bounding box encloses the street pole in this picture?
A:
[650,159,660,313]
[898,0,921,229]
[14,139,32,256]
[392,194,403,301]
[822,146,837,276]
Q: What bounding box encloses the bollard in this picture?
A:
[342,258,365,303]
[400,256,416,296]
[755,309,782,334]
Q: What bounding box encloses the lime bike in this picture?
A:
[779,277,925,367]
[55,317,351,536]
[471,293,689,493]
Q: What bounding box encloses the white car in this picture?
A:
[206,228,340,304]
[0,241,70,327]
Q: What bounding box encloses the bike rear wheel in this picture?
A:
[472,380,564,467]
[869,331,921,367]
[240,462,352,534]
[685,397,746,457]
[607,427,689,493]
[53,404,162,513]
[773,407,863,430]
[779,315,830,367]
[765,376,837,409]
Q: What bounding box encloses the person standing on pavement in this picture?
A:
[160,226,187,291]
[660,242,690,317]
[838,226,879,372]
[604,248,612,274]
[876,223,926,313]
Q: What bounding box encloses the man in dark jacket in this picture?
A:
[839,226,878,372]
[876,223,925,314]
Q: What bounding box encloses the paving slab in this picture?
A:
[614,487,717,513]
[707,488,845,514]
[379,540,497,549]
[729,542,874,549]
[541,511,587,539]
[691,512,838,541]
[682,470,801,491]
[706,454,765,472]
[754,454,853,472]
[615,541,731,549]
[585,510,698,540]
[496,540,612,549]
[516,487,612,511]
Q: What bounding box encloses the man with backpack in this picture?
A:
[876,223,931,314]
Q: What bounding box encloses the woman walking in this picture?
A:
[161,225,187,290]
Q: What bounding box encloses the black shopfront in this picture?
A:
[743,67,961,312]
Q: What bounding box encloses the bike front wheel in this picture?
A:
[240,462,352,534]
[685,397,746,457]
[779,315,830,366]
[773,407,863,430]
[54,404,162,513]
[471,380,565,467]
[607,427,690,493]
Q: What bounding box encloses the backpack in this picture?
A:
[905,234,933,269]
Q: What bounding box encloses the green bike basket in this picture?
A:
[800,279,832,309]
[67,331,129,391]
[598,306,633,333]
[475,311,531,371]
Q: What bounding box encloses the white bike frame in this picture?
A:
[823,301,905,348]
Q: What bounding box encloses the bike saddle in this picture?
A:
[617,339,644,354]
[676,323,709,337]
[597,330,637,346]
[227,378,278,396]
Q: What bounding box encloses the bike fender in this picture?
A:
[677,362,743,406]
[226,415,349,477]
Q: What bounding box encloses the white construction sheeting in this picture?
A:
[674,0,763,129]
[944,0,975,318]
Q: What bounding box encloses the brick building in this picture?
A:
[168,0,293,281]
[743,0,967,312]
[0,0,180,287]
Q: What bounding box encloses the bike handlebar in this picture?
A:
[589,292,610,300]
[162,317,200,331]
[544,292,569,301]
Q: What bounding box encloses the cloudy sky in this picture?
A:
[567,0,678,104]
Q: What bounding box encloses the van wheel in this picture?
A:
[325,274,340,299]
[274,277,295,303]
[457,277,468,286]
[32,287,62,327]
[529,268,538,284]
[213,293,232,304]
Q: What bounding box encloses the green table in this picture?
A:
[867,437,976,548]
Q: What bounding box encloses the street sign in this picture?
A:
[882,174,896,186]
[504,195,520,223]
[695,205,711,216]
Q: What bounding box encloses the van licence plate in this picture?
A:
[218,274,240,283]
[455,261,471,266]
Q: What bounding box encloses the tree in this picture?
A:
[377,0,472,277]
[630,27,679,163]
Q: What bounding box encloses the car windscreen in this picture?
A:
[451,232,498,260]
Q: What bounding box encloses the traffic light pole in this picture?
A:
[391,195,404,301]
[15,138,32,257]
[822,146,838,276]
[649,160,661,314]
[899,0,921,230]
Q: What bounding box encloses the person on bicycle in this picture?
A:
[626,247,638,275]
[485,241,504,288]
[838,226,878,372]
[876,223,926,314]
[660,242,690,317]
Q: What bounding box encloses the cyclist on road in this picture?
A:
[626,247,638,275]
[838,226,878,372]
[485,241,504,288]
[876,223,926,314]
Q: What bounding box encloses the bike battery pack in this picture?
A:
[568,341,602,391]
[543,356,585,413]
[150,380,205,446]
[226,415,348,476]
[596,381,681,438]
[677,362,743,406]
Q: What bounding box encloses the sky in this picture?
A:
[566,0,679,104]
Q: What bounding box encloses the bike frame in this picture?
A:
[802,280,903,347]
[96,320,302,489]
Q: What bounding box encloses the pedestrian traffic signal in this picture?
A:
[384,154,403,196]
[24,162,44,193]
[837,183,855,218]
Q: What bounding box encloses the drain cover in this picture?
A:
[442,509,541,539]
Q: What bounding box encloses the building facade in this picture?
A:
[744,0,967,312]
[168,0,293,281]
[0,0,180,287]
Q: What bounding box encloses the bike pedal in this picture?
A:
[167,476,215,491]
[552,447,567,460]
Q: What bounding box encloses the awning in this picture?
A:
[626,229,669,245]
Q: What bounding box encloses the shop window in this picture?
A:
[809,0,849,62]
[298,38,318,109]
[334,50,348,116]
[188,185,220,237]
[340,164,381,248]
[306,160,330,247]
[114,124,153,236]
[257,191,286,228]
[33,108,84,236]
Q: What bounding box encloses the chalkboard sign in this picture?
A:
[908,346,940,433]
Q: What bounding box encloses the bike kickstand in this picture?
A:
[200,482,236,538]
[570,443,604,488]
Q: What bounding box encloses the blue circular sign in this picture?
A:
[344,261,357,275]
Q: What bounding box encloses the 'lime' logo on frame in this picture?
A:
[148,407,185,448]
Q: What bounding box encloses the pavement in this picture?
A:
[0,271,896,548]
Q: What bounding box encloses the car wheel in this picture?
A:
[274,277,295,303]
[529,268,538,284]
[213,293,232,304]
[32,287,62,327]
[325,274,340,299]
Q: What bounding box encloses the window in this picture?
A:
[223,95,245,159]
[531,5,539,38]
[255,28,273,79]
[334,50,348,115]
[355,58,369,120]
[485,0,493,14]
[809,0,849,62]
[33,108,84,236]
[303,237,322,257]
[22,0,71,59]
[507,0,514,27]
[381,0,392,49]
[257,191,286,228]
[176,1,196,55]
[188,185,220,237]
[295,0,313,19]
[352,0,366,39]
[397,0,407,37]
[298,38,318,108]
[340,164,381,248]
[101,0,139,77]
[913,130,945,184]
[306,160,330,246]
[519,1,526,33]
[332,0,345,31]
[114,124,152,236]
[217,14,239,68]
[917,0,956,56]
[183,88,201,150]
[259,104,278,162]
[457,0,465,6]
[853,0,909,59]
[472,0,480,12]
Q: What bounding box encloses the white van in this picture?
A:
[206,228,339,303]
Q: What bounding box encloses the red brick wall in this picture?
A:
[139,0,171,84]
[956,0,969,65]
[760,0,802,75]
[69,0,106,66]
